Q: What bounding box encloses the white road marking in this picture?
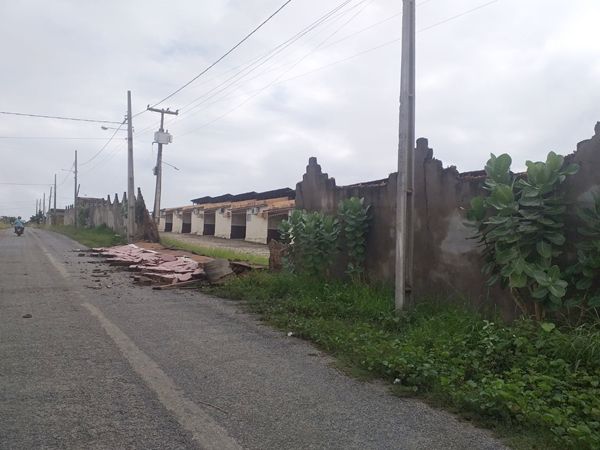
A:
[34,229,241,450]
[82,302,242,450]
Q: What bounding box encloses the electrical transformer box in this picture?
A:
[154,131,173,145]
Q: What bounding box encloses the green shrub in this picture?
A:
[566,195,600,320]
[279,197,370,278]
[468,152,578,319]
[338,197,371,279]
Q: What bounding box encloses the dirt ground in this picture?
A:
[159,232,270,258]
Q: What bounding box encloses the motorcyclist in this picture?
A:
[14,216,24,234]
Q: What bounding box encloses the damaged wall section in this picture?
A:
[64,188,159,242]
[295,123,600,314]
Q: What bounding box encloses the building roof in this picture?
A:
[191,187,295,205]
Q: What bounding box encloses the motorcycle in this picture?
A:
[14,226,24,236]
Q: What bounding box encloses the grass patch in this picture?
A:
[47,224,125,248]
[208,272,600,450]
[160,236,268,266]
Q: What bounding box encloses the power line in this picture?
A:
[146,0,294,110]
[57,163,74,188]
[0,110,122,125]
[133,0,357,137]
[418,0,499,33]
[177,0,371,136]
[177,0,365,119]
[173,0,500,136]
[0,182,52,186]
[0,136,111,140]
[79,121,126,166]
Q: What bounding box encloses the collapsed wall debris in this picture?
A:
[92,244,205,284]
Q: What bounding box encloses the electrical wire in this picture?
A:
[78,121,126,167]
[177,0,371,137]
[57,163,74,188]
[418,0,498,33]
[177,0,361,114]
[144,0,294,111]
[0,111,122,125]
[133,0,357,135]
[0,136,111,140]
[0,182,52,186]
[174,0,501,136]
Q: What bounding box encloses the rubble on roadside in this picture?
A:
[76,241,268,289]
[81,244,234,288]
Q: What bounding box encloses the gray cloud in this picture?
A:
[1,0,598,219]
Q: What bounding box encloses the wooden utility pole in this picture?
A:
[395,0,416,311]
[74,150,78,227]
[147,106,178,223]
[127,90,135,243]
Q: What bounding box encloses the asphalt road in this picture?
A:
[0,228,508,450]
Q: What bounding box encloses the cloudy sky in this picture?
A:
[1,0,598,218]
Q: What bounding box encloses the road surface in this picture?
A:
[0,228,507,449]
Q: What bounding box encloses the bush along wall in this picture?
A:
[279,197,370,280]
[468,151,600,322]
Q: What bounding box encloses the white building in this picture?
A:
[159,188,295,244]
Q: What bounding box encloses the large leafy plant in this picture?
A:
[279,197,370,278]
[566,195,600,319]
[279,209,340,276]
[468,152,578,319]
[338,197,371,279]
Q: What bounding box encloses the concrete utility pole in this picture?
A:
[395,0,416,311]
[48,186,52,225]
[42,192,45,217]
[127,91,135,243]
[147,106,178,224]
[74,150,78,227]
[53,173,57,225]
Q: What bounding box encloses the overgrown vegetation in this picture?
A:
[279,197,370,278]
[566,195,600,322]
[160,236,268,266]
[279,209,340,275]
[468,151,584,320]
[47,224,125,248]
[210,272,600,449]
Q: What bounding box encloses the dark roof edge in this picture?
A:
[191,187,295,204]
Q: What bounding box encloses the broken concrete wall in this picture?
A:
[295,123,600,314]
[296,157,397,281]
[64,188,158,242]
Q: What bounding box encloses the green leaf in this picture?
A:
[545,233,566,246]
[548,283,566,298]
[536,241,552,259]
[562,163,579,175]
[509,272,527,288]
[576,278,593,290]
[541,322,556,332]
[589,296,600,308]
